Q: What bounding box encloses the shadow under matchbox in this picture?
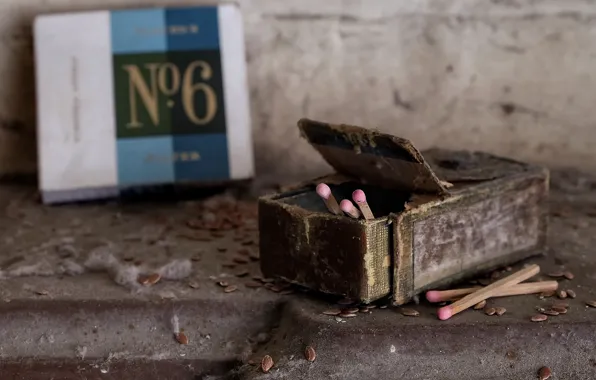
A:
[34,5,253,204]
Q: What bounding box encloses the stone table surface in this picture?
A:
[0,169,595,380]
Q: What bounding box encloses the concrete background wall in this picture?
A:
[1,0,595,187]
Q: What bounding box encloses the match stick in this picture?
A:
[426,281,558,303]
[352,189,375,220]
[316,183,341,215]
[437,264,540,320]
[340,199,361,219]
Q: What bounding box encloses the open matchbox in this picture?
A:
[258,119,549,305]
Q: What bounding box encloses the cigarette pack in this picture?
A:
[258,119,549,305]
[34,5,253,204]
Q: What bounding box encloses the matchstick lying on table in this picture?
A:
[340,199,361,219]
[316,183,342,215]
[352,189,375,220]
[437,264,540,320]
[426,280,558,303]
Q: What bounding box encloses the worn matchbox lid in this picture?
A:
[297,118,450,195]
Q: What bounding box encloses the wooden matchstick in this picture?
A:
[352,189,375,220]
[316,183,341,215]
[426,281,558,303]
[437,264,540,320]
[339,199,361,219]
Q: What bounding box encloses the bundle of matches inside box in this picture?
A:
[316,184,375,220]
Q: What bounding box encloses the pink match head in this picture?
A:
[437,306,453,320]
[352,189,366,203]
[316,183,331,199]
[340,199,354,213]
[425,290,442,303]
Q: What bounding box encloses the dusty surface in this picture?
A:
[0,169,595,379]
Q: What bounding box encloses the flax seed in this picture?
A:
[473,300,487,310]
[337,298,354,305]
[238,248,251,256]
[233,257,249,264]
[188,281,199,289]
[366,304,377,309]
[322,309,342,316]
[542,309,559,316]
[249,252,260,261]
[563,271,574,280]
[343,308,360,314]
[262,278,275,283]
[217,281,229,287]
[505,266,512,272]
[138,273,161,286]
[400,308,419,317]
[538,366,552,380]
[261,355,274,373]
[566,289,577,299]
[359,308,369,313]
[547,271,564,278]
[175,332,189,345]
[495,307,506,316]
[552,300,569,307]
[235,270,249,277]
[245,281,262,288]
[540,291,555,297]
[484,307,496,316]
[339,313,357,318]
[531,314,548,322]
[224,285,237,293]
[305,346,316,362]
[252,275,264,282]
[191,255,201,262]
[35,290,49,296]
[557,290,567,299]
[586,300,596,308]
[380,304,388,309]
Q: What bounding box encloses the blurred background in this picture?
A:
[1,0,594,188]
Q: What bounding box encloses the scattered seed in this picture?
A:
[235,270,249,277]
[175,332,189,345]
[495,307,506,316]
[343,307,360,314]
[261,355,274,373]
[552,301,569,308]
[217,281,229,287]
[245,281,262,288]
[505,266,512,272]
[224,285,237,293]
[586,300,596,308]
[563,271,574,280]
[359,308,369,313]
[379,304,388,309]
[339,313,357,318]
[233,257,249,264]
[540,291,555,297]
[566,289,576,299]
[542,309,559,316]
[191,255,201,262]
[547,271,564,278]
[366,304,377,309]
[337,298,354,305]
[35,290,49,296]
[536,307,546,313]
[557,290,567,299]
[304,345,316,362]
[138,273,161,286]
[262,278,275,283]
[252,275,264,282]
[531,314,548,322]
[400,308,420,317]
[188,281,200,289]
[538,366,552,380]
[249,252,260,261]
[322,309,341,316]
[484,307,496,316]
[473,300,487,310]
